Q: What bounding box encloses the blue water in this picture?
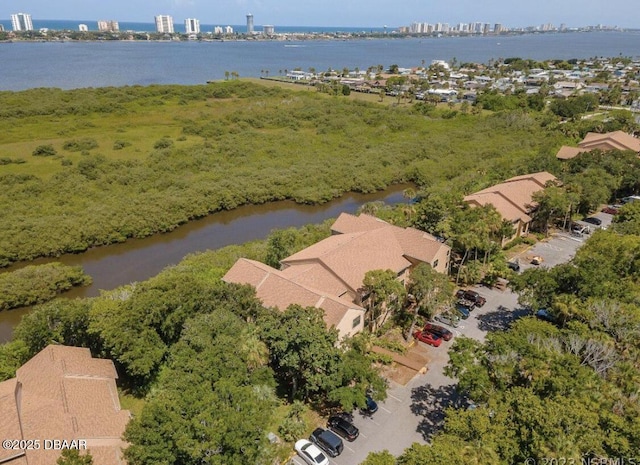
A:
[1,19,385,34]
[1,31,639,91]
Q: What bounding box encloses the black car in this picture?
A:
[327,415,359,441]
[583,216,602,226]
[507,260,520,272]
[310,428,344,457]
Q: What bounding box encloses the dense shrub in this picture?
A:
[0,263,91,311]
[32,144,57,157]
[63,138,99,152]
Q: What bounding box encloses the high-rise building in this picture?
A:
[97,20,119,32]
[246,14,254,34]
[494,23,503,33]
[263,25,275,35]
[225,26,234,34]
[11,13,34,31]
[185,18,200,34]
[155,15,174,33]
[0,24,4,32]
[79,24,88,32]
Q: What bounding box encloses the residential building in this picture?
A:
[225,25,234,34]
[11,13,33,31]
[185,18,200,34]
[0,24,5,32]
[246,13,254,34]
[79,24,88,32]
[464,172,558,242]
[155,15,174,33]
[263,25,275,35]
[214,26,223,34]
[224,258,366,339]
[97,20,119,32]
[556,130,640,159]
[224,213,450,338]
[0,345,130,465]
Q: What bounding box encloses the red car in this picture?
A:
[601,206,619,215]
[423,323,453,341]
[413,330,442,347]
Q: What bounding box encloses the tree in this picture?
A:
[265,229,297,268]
[259,305,341,400]
[56,450,93,465]
[532,185,573,234]
[360,450,396,465]
[406,263,454,338]
[362,269,407,332]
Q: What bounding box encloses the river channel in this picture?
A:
[0,185,410,342]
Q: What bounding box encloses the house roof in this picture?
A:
[463,172,557,224]
[0,345,130,465]
[556,146,588,160]
[579,131,640,152]
[222,258,364,330]
[282,227,411,295]
[283,214,448,294]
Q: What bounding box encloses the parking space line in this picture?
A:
[380,406,391,413]
[344,445,356,453]
[387,393,403,402]
[359,433,367,439]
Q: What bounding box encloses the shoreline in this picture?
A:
[0,28,633,44]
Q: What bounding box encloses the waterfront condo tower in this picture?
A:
[11,13,34,31]
[185,18,200,34]
[97,20,119,32]
[246,14,254,34]
[155,15,175,33]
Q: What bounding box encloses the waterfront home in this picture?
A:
[464,172,558,244]
[224,213,451,338]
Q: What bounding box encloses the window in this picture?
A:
[433,259,439,268]
[352,316,362,329]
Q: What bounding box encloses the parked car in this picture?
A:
[583,216,602,226]
[327,415,359,441]
[507,260,520,272]
[423,322,453,341]
[531,256,543,265]
[413,329,443,347]
[601,206,619,215]
[455,289,486,307]
[362,395,378,415]
[453,303,470,319]
[310,428,344,457]
[434,312,460,328]
[571,223,590,236]
[456,298,476,311]
[295,439,329,465]
[535,308,556,323]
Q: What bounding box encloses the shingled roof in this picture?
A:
[556,131,640,159]
[281,213,448,296]
[464,172,557,224]
[222,258,365,337]
[0,345,131,465]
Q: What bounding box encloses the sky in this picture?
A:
[1,0,638,28]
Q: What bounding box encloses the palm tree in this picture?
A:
[241,327,269,371]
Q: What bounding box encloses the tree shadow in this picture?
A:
[476,305,528,332]
[410,383,461,441]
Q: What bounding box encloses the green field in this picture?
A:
[0,80,564,266]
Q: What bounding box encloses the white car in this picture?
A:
[295,439,329,465]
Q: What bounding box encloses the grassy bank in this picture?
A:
[0,80,564,266]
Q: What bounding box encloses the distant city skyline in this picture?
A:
[1,1,638,28]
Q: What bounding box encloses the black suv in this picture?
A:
[310,428,344,457]
[327,415,359,441]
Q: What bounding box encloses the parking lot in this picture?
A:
[290,226,603,465]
